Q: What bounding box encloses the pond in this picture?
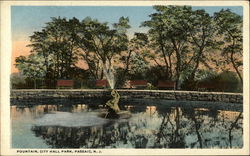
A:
[11,99,243,149]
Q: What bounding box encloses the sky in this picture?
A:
[11,6,243,73]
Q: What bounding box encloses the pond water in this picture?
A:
[11,99,243,149]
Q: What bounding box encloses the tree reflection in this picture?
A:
[182,107,204,148]
[228,112,243,148]
[14,103,242,149]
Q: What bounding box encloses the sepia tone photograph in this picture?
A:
[1,0,249,155]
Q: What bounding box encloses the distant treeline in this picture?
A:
[13,6,243,92]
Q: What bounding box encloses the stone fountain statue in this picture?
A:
[98,89,131,119]
[106,89,121,113]
[99,61,131,119]
[103,89,121,119]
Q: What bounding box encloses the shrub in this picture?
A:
[197,70,241,92]
[146,83,156,90]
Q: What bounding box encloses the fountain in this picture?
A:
[99,61,131,119]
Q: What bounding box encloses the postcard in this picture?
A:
[1,0,249,155]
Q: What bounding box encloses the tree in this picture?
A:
[128,51,149,80]
[181,9,216,90]
[118,33,150,81]
[16,17,83,88]
[28,17,80,81]
[77,16,131,84]
[214,9,243,84]
[142,6,195,89]
[27,29,52,81]
[16,16,131,88]
[15,54,46,88]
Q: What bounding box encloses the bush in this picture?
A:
[197,70,242,92]
[216,71,242,92]
[146,83,156,90]
[11,73,26,89]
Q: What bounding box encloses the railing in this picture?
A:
[157,80,176,90]
[95,79,108,88]
[11,79,242,93]
[56,80,74,89]
[128,80,148,89]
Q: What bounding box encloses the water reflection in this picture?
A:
[11,102,243,149]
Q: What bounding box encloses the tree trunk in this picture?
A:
[122,49,132,78]
[158,32,170,79]
[175,52,181,90]
[231,52,243,84]
[231,39,243,84]
[34,78,37,89]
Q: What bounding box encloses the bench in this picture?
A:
[129,80,148,89]
[57,80,74,89]
[157,80,176,90]
[96,79,108,88]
